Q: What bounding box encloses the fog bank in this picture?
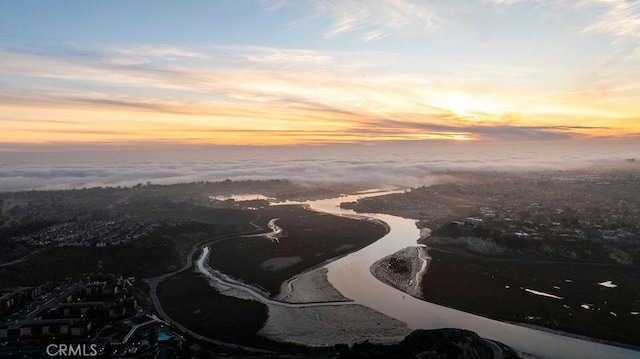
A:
[1,140,637,192]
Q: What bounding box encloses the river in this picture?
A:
[298,191,640,359]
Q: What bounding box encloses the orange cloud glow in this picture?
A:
[1,42,639,148]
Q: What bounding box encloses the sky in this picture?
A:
[1,0,640,149]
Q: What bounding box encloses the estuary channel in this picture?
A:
[302,191,640,359]
[201,190,640,359]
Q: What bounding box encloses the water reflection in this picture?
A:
[298,192,640,359]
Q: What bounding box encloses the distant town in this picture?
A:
[344,165,640,264]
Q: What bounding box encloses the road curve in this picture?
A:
[143,217,274,353]
[484,339,503,359]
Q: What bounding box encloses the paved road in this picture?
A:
[484,339,503,359]
[145,274,272,354]
[0,247,50,268]
[143,217,274,354]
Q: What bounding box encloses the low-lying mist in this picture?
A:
[1,140,637,192]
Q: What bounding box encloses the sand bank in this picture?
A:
[370,246,428,299]
[201,253,410,346]
[258,304,410,347]
[276,267,350,303]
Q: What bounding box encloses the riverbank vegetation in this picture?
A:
[0,221,242,286]
[157,271,270,345]
[207,205,388,296]
[422,250,640,347]
[370,247,426,299]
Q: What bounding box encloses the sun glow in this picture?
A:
[2,0,640,147]
[431,91,501,117]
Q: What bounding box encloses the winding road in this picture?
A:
[143,219,274,353]
[0,247,50,268]
[143,214,356,353]
[484,339,503,359]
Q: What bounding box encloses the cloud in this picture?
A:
[580,0,640,39]
[485,0,530,5]
[113,45,210,60]
[231,46,334,67]
[359,30,390,42]
[357,118,611,141]
[483,0,640,43]
[1,42,638,145]
[262,0,287,11]
[313,0,442,40]
[1,140,638,191]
